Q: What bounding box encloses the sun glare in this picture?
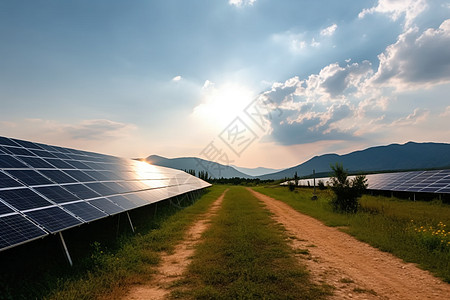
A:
[192,83,254,129]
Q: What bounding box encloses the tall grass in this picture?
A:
[252,186,450,282]
[171,186,330,299]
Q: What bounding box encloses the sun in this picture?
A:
[192,82,255,130]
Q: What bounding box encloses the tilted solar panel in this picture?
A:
[0,136,211,252]
[291,169,450,195]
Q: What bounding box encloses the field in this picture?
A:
[0,184,449,299]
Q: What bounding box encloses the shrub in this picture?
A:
[288,181,296,192]
[329,164,367,213]
[317,180,326,190]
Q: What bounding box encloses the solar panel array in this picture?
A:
[285,169,450,194]
[0,136,210,251]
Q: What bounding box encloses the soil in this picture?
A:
[248,188,450,300]
[123,189,227,300]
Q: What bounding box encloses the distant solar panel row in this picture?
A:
[289,169,450,194]
[0,136,210,251]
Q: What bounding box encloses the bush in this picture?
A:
[329,164,367,213]
[288,181,296,192]
[317,180,326,190]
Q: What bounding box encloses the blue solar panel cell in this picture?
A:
[34,186,80,204]
[84,182,117,196]
[1,146,36,156]
[62,202,107,222]
[0,172,24,189]
[45,158,76,169]
[29,149,58,158]
[38,170,77,184]
[17,156,54,169]
[63,170,95,182]
[0,201,14,215]
[62,184,101,200]
[88,198,124,215]
[65,160,91,169]
[107,195,138,210]
[0,137,20,147]
[10,139,44,150]
[5,170,53,186]
[0,155,28,168]
[0,188,53,211]
[25,207,82,233]
[0,214,48,250]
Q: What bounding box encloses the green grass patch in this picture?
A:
[0,186,227,300]
[252,186,450,282]
[172,186,329,299]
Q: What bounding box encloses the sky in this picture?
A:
[0,0,449,169]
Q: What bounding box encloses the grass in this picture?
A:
[252,186,450,282]
[171,186,329,299]
[0,185,227,300]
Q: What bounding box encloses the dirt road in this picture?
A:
[123,189,227,300]
[248,188,450,300]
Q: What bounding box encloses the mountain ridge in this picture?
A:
[143,141,450,180]
[258,141,450,180]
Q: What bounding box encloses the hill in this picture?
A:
[258,142,450,180]
[145,155,253,179]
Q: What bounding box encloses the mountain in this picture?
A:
[231,165,283,176]
[258,142,450,180]
[145,155,253,179]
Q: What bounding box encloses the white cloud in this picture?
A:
[64,119,137,140]
[359,0,427,28]
[320,24,338,36]
[390,108,430,126]
[229,0,256,7]
[202,79,215,90]
[440,106,450,117]
[371,19,450,90]
[172,75,182,81]
[0,118,138,155]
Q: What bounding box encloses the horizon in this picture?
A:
[1,1,449,169]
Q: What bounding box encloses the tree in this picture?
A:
[294,171,299,187]
[329,163,367,213]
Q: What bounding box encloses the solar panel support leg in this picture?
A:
[59,232,73,267]
[127,212,135,233]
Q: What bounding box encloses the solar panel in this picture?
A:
[34,186,81,203]
[88,198,125,215]
[17,156,54,169]
[25,207,82,233]
[0,188,53,211]
[0,137,20,147]
[5,170,54,186]
[0,135,210,252]
[0,214,47,250]
[0,155,28,168]
[0,171,24,189]
[38,170,77,184]
[62,202,107,222]
[63,184,101,200]
[292,169,450,195]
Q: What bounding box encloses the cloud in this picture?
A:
[202,79,215,90]
[439,106,450,117]
[390,108,430,126]
[64,119,136,140]
[320,24,337,36]
[172,75,182,81]
[358,0,428,28]
[229,0,256,7]
[371,19,450,90]
[1,118,136,142]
